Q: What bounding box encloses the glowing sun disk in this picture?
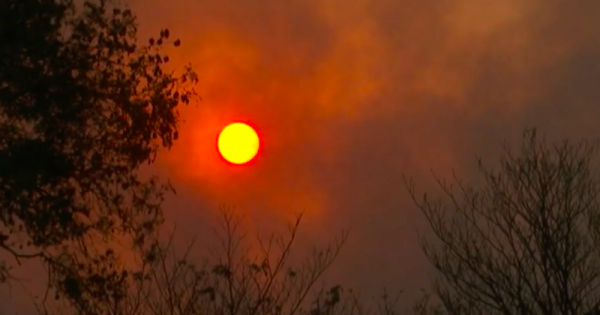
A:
[217,123,260,165]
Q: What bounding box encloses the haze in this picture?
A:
[3,0,600,312]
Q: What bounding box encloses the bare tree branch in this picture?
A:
[406,128,600,315]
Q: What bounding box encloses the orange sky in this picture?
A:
[136,0,600,304]
[4,0,600,312]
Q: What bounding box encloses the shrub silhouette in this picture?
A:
[40,209,350,315]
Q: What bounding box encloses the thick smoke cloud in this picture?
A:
[128,0,600,302]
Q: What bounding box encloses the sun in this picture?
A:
[217,122,260,165]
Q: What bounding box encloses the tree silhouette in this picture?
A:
[38,209,437,315]
[407,129,600,314]
[135,210,347,315]
[38,209,350,315]
[0,0,196,311]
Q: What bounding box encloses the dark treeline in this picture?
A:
[3,1,600,315]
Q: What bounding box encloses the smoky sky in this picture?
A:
[4,0,600,312]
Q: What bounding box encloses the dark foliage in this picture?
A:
[0,0,197,312]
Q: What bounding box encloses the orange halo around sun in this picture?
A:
[217,122,260,165]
